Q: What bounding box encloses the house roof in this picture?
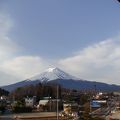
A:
[39,100,49,105]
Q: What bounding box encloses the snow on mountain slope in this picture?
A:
[29,67,77,81]
[2,67,120,92]
[1,67,78,91]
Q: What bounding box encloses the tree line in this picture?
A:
[10,83,62,101]
[0,88,9,96]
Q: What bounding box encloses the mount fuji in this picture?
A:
[2,67,77,91]
[29,67,77,81]
[2,67,120,92]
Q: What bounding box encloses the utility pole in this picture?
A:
[49,97,51,112]
[94,84,97,96]
[57,85,59,120]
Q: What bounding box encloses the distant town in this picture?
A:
[0,82,120,120]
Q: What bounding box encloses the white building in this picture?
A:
[39,99,49,106]
[25,96,36,107]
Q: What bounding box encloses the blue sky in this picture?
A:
[0,0,120,85]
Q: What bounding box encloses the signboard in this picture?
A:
[90,100,101,108]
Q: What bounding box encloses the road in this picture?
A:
[90,98,117,118]
[0,112,57,120]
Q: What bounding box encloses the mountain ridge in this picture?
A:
[1,67,120,92]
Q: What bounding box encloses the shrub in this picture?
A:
[12,100,33,113]
[12,106,32,113]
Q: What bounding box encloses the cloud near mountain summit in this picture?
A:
[0,12,120,85]
[58,37,120,84]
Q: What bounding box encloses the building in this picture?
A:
[113,92,120,96]
[63,103,78,114]
[109,111,120,120]
[37,97,62,112]
[25,96,36,107]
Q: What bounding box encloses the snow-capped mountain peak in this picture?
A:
[29,67,76,81]
[2,67,120,92]
[45,67,58,72]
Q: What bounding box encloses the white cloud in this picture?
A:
[0,12,49,85]
[0,12,51,85]
[0,13,17,62]
[58,37,120,84]
[1,56,50,79]
[1,11,120,85]
[0,13,50,83]
[0,12,21,85]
